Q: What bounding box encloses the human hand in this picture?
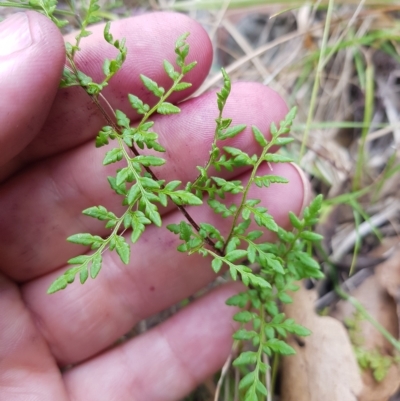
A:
[0,11,310,401]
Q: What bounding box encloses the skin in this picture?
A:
[0,11,311,401]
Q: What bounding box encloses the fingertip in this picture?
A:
[230,82,288,117]
[290,162,312,214]
[67,12,213,102]
[0,11,65,167]
[25,11,65,64]
[247,161,310,231]
[227,82,288,143]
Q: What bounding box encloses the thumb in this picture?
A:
[0,12,65,172]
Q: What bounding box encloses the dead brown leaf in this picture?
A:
[280,284,363,401]
[333,254,400,401]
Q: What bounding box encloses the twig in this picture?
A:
[214,342,237,401]
[330,200,399,264]
[192,22,328,97]
[315,267,374,310]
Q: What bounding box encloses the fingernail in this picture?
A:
[290,162,312,213]
[0,13,33,57]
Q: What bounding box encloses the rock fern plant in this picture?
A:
[2,1,324,399]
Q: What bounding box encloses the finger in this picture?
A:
[22,161,309,365]
[0,274,69,401]
[63,283,241,401]
[4,12,212,179]
[0,12,64,179]
[0,83,288,280]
